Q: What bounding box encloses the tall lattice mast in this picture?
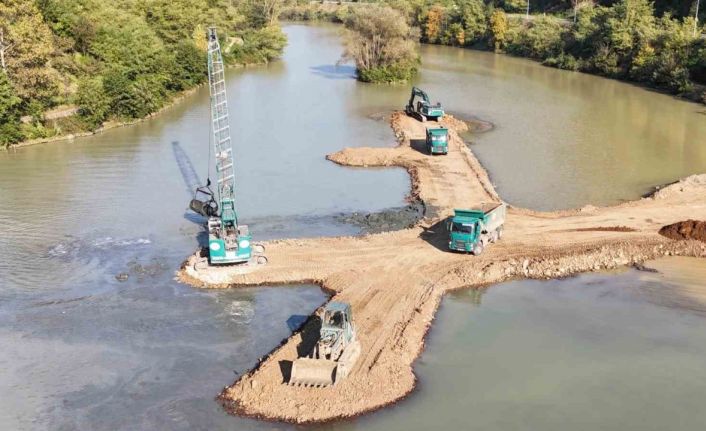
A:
[207,27,237,225]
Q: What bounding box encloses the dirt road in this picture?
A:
[178,112,706,423]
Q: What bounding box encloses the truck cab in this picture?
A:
[426,127,448,155]
[447,204,506,255]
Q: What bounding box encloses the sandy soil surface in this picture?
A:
[178,112,706,424]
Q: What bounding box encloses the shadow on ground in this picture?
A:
[420,218,453,252]
[278,315,323,383]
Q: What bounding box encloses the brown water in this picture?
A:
[1,23,706,430]
[415,44,706,210]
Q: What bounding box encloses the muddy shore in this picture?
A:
[177,112,706,423]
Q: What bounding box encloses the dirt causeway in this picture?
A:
[178,112,706,423]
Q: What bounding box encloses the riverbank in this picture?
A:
[2,85,203,151]
[177,112,706,423]
[281,2,706,107]
[2,59,278,152]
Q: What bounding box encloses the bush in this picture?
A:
[357,62,418,83]
[229,25,288,64]
[544,52,581,71]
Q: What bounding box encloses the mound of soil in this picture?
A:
[659,220,706,242]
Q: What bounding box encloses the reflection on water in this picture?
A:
[328,257,706,431]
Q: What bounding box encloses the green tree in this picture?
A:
[341,5,420,83]
[144,0,207,45]
[507,15,565,59]
[75,76,109,129]
[0,70,22,146]
[459,0,488,44]
[169,41,207,90]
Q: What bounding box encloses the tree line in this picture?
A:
[285,0,706,99]
[0,0,287,147]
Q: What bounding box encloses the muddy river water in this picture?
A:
[1,23,705,430]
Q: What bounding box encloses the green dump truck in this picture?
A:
[426,127,448,155]
[448,202,506,255]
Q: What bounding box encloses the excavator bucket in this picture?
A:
[289,358,337,387]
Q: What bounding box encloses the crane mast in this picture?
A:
[208,27,237,224]
[203,27,252,264]
[187,27,265,266]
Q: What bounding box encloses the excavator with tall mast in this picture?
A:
[189,27,265,266]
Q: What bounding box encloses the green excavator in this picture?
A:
[405,87,444,122]
[189,27,265,266]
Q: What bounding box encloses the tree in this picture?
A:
[0,0,60,105]
[340,5,420,83]
[0,70,22,146]
[75,76,109,129]
[144,0,207,45]
[193,24,208,52]
[507,15,566,59]
[489,9,509,52]
[243,0,283,28]
[459,0,488,44]
[0,28,12,73]
[425,4,445,43]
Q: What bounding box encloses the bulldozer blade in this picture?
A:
[289,358,337,387]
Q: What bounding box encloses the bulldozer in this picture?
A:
[289,301,360,387]
[405,87,444,122]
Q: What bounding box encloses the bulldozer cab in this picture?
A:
[321,302,353,342]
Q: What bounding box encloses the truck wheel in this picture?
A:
[473,243,484,256]
[497,227,503,240]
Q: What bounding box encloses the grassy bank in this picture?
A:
[1,0,287,148]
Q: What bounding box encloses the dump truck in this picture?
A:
[289,301,360,387]
[405,87,444,122]
[426,127,448,155]
[448,203,506,255]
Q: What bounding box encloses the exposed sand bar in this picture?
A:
[178,112,706,423]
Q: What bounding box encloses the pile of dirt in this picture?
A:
[659,220,706,242]
[652,174,706,199]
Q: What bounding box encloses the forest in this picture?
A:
[0,0,286,147]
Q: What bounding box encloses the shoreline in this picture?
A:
[177,112,706,423]
[2,62,269,152]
